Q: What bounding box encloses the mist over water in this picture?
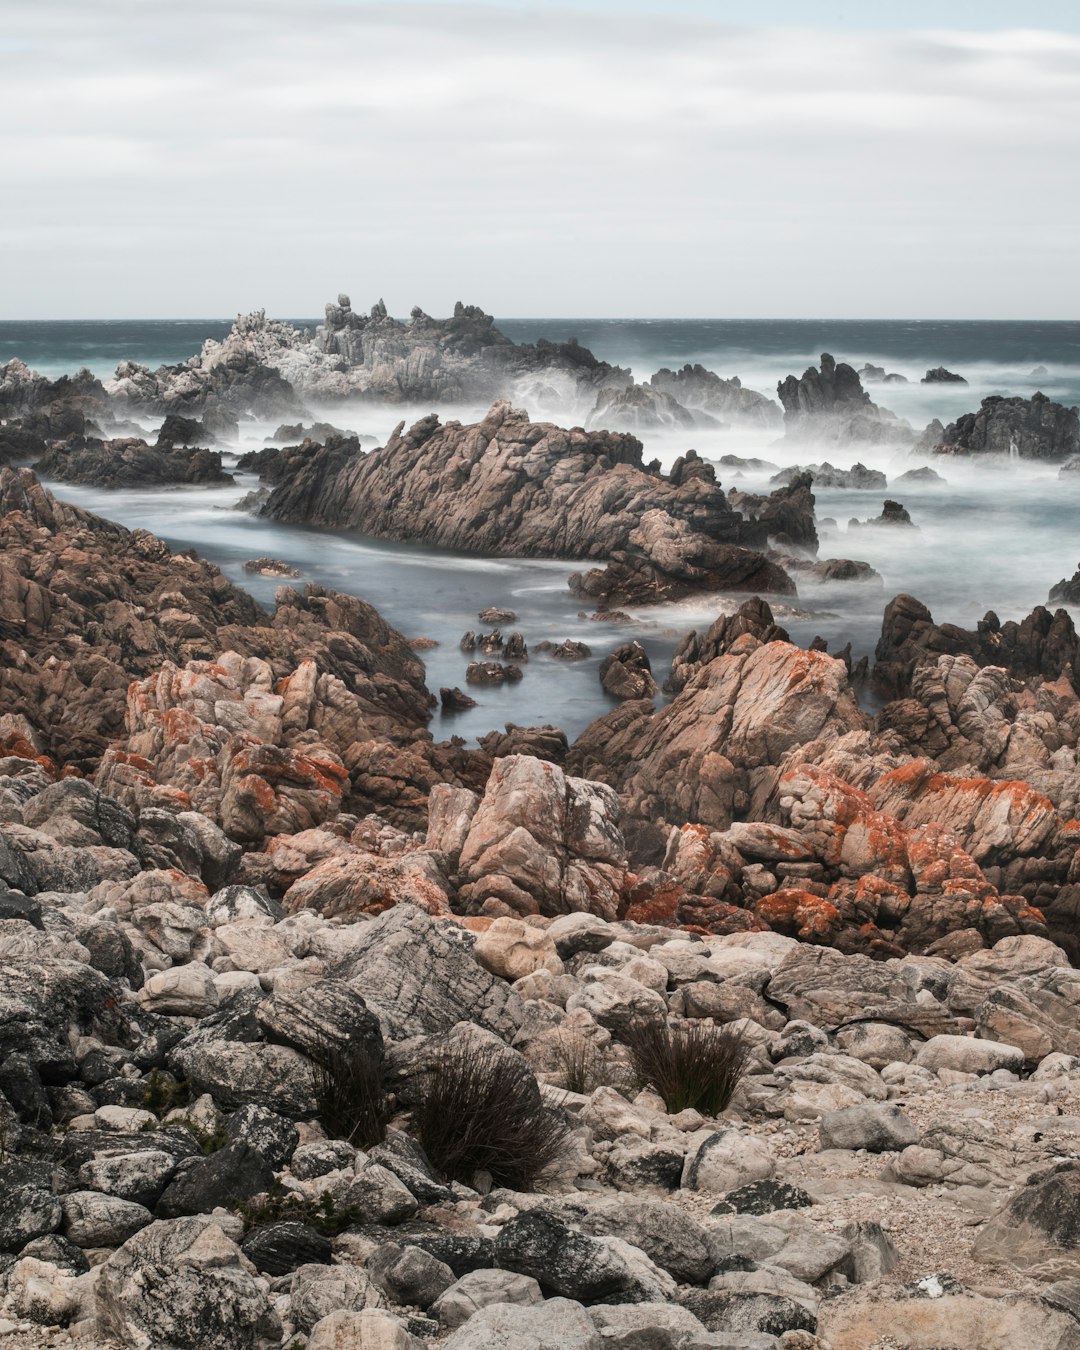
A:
[9,317,1080,743]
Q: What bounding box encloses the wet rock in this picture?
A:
[777,354,912,447]
[599,642,659,701]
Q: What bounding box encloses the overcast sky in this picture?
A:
[3,1,1078,319]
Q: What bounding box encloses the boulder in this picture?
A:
[95,1216,281,1349]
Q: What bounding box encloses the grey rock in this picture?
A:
[367,1242,456,1308]
[222,1103,299,1169]
[818,1104,919,1153]
[256,979,384,1061]
[155,1140,275,1219]
[62,1191,153,1248]
[432,1268,544,1330]
[169,1040,316,1117]
[95,1216,281,1349]
[493,1209,674,1304]
[77,1150,178,1210]
[341,1164,420,1225]
[680,1289,817,1337]
[327,904,524,1044]
[290,1261,383,1334]
[442,1295,602,1349]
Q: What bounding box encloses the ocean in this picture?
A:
[4,316,1080,740]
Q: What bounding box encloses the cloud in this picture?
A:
[3,1,1078,317]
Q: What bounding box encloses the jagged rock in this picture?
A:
[257,401,794,607]
[925,392,1079,460]
[649,365,782,427]
[34,435,233,488]
[849,499,915,529]
[453,755,626,919]
[256,980,384,1060]
[859,363,908,385]
[777,354,912,447]
[587,382,701,431]
[770,461,887,490]
[599,641,658,701]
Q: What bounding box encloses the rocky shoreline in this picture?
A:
[3,318,1080,1349]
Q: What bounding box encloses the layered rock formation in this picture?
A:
[777,354,914,447]
[257,401,797,607]
[922,393,1080,461]
[647,364,782,428]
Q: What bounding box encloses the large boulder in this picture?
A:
[95,1216,281,1349]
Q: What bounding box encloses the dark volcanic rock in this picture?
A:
[850,499,916,529]
[257,401,795,607]
[777,354,913,447]
[924,393,1080,462]
[921,366,967,384]
[156,414,213,447]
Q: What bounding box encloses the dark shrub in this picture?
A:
[310,1039,389,1150]
[623,1018,750,1116]
[411,1044,568,1190]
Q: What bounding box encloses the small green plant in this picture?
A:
[622,1018,750,1117]
[235,1183,361,1236]
[141,1070,191,1116]
[411,1044,569,1191]
[179,1119,229,1155]
[309,1038,389,1150]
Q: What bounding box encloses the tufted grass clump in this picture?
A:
[411,1044,569,1191]
[310,1038,390,1150]
[623,1018,750,1117]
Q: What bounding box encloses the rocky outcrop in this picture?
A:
[0,469,437,785]
[1050,564,1080,606]
[585,383,702,432]
[107,298,630,419]
[777,354,913,447]
[258,401,796,607]
[873,594,1080,700]
[34,435,233,488]
[771,462,887,491]
[647,365,782,428]
[849,500,916,529]
[924,393,1080,461]
[427,755,627,919]
[922,366,967,384]
[859,363,908,385]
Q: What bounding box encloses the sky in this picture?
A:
[2,0,1078,320]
